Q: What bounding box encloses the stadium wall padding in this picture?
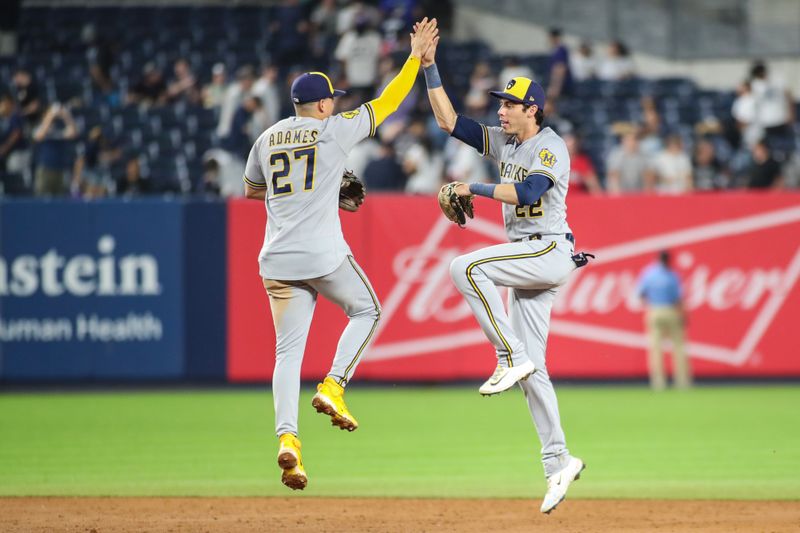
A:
[0,199,226,381]
[3,193,799,382]
[228,192,800,381]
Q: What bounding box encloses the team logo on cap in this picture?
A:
[539,148,556,168]
[506,79,516,90]
[340,109,360,119]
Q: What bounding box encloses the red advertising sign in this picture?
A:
[227,193,800,381]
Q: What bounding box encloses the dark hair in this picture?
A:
[659,250,670,265]
[750,61,767,79]
[549,28,562,39]
[521,104,544,126]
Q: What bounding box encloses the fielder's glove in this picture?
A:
[339,169,365,212]
[438,182,474,227]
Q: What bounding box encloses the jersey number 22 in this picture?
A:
[515,198,543,218]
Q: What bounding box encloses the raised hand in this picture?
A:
[421,36,439,68]
[410,17,438,60]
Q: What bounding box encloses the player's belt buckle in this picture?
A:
[522,233,574,243]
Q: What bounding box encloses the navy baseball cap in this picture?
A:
[489,77,546,109]
[291,72,346,104]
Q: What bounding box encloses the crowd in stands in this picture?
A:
[0,2,797,200]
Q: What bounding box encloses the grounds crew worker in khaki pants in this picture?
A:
[637,250,691,390]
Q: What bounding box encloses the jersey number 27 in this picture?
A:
[270,147,318,196]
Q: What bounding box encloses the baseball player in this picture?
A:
[420,34,586,513]
[243,18,439,491]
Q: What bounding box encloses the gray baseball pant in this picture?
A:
[449,237,576,478]
[264,256,380,437]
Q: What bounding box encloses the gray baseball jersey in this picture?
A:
[448,123,579,479]
[482,126,572,241]
[244,103,376,280]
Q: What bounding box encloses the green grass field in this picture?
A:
[1,385,798,500]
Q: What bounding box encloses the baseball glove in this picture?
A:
[339,170,365,212]
[438,182,474,227]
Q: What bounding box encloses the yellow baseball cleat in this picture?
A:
[277,433,307,490]
[311,376,359,432]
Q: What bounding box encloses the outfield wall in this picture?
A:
[2,193,799,382]
[0,199,226,380]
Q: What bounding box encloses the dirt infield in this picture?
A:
[1,497,798,532]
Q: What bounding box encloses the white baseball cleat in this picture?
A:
[540,457,585,514]
[478,360,535,396]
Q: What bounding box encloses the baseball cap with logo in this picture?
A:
[291,72,347,104]
[489,77,546,109]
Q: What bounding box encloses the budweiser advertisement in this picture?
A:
[227,193,800,381]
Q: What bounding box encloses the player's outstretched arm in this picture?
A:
[419,35,457,133]
[453,173,553,206]
[367,17,438,126]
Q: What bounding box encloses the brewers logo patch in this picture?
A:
[340,109,360,119]
[506,79,516,90]
[539,148,556,168]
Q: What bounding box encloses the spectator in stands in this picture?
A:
[749,61,795,157]
[463,90,496,127]
[546,28,573,100]
[731,80,761,149]
[363,140,406,190]
[692,138,730,190]
[445,135,489,185]
[564,133,602,195]
[310,0,340,63]
[596,40,634,81]
[570,42,595,82]
[637,249,691,391]
[0,1,19,58]
[83,24,116,91]
[499,55,534,86]
[11,68,40,125]
[639,96,663,157]
[647,134,693,194]
[128,62,167,107]
[378,1,413,53]
[202,63,227,110]
[606,130,649,194]
[166,58,200,105]
[543,100,573,136]
[335,14,382,102]
[217,65,255,138]
[336,1,379,36]
[71,126,105,198]
[116,155,153,196]
[32,103,77,196]
[222,95,263,158]
[71,126,121,199]
[89,63,121,108]
[269,0,310,71]
[345,136,380,179]
[247,95,271,142]
[0,91,29,194]
[252,64,281,129]
[746,140,783,189]
[403,118,444,195]
[467,61,496,102]
[201,148,245,198]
